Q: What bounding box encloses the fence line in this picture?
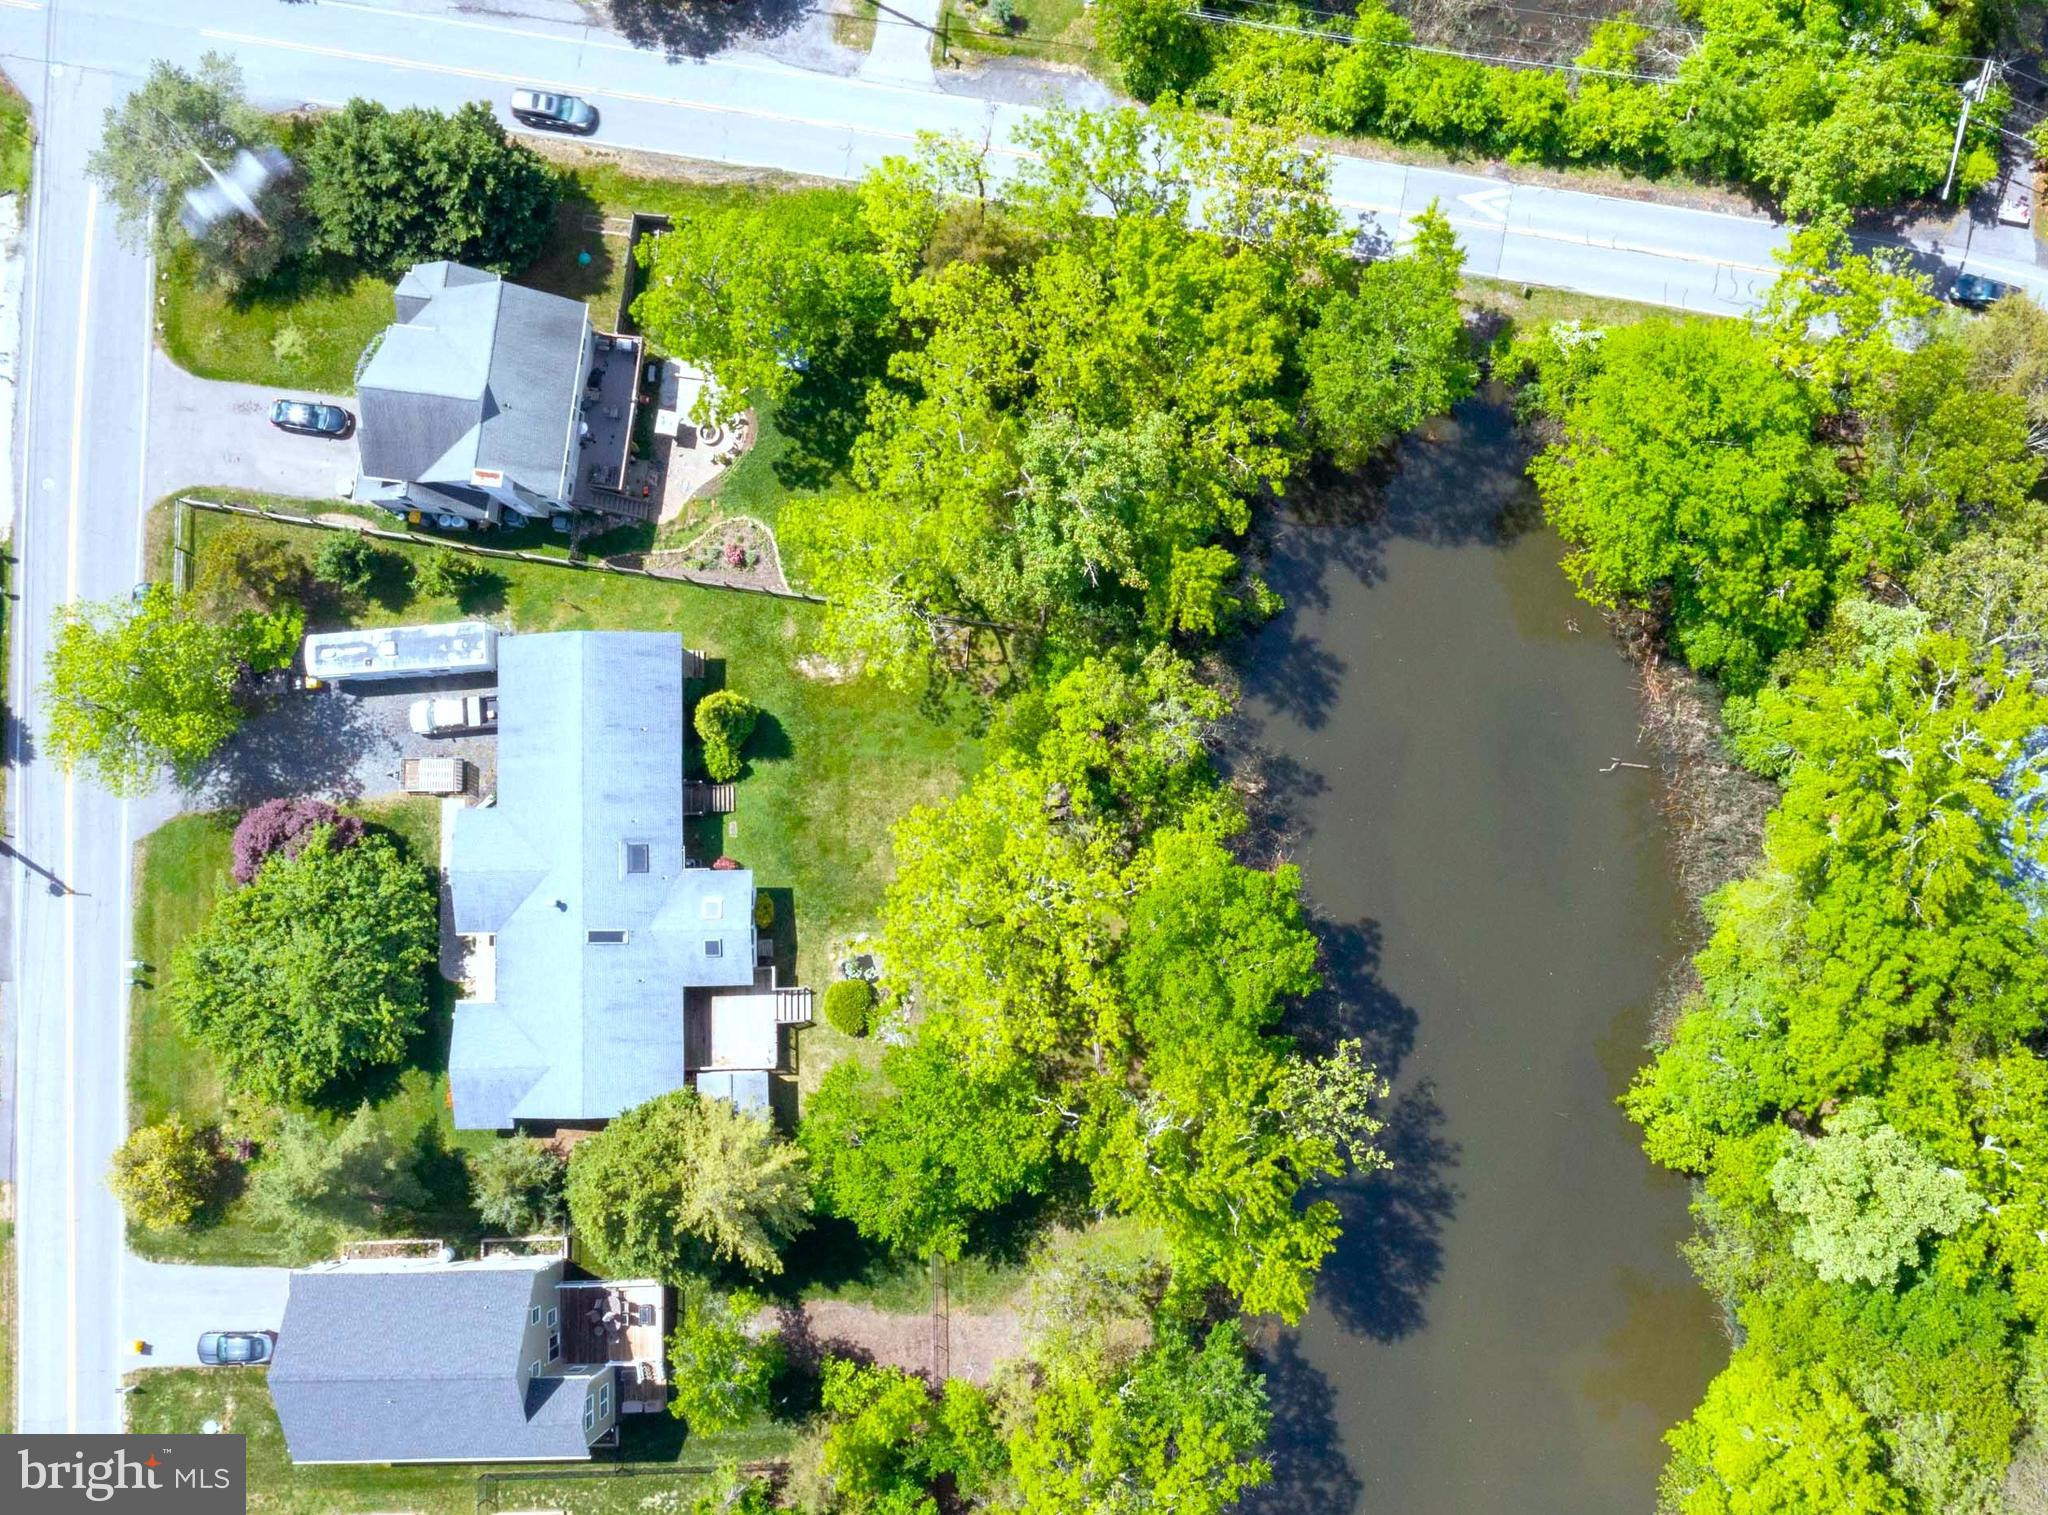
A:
[174,496,825,604]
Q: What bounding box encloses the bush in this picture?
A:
[230,797,365,885]
[168,827,436,1104]
[467,1138,567,1235]
[108,1117,218,1230]
[754,892,775,931]
[822,979,874,1038]
[667,1289,782,1435]
[413,547,487,600]
[192,520,309,616]
[312,533,390,596]
[694,690,760,783]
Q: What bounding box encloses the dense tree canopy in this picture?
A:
[301,100,555,275]
[565,1090,811,1281]
[86,52,270,245]
[167,827,436,1105]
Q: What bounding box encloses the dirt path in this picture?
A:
[764,1298,1023,1385]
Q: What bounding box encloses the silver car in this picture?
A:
[510,89,599,135]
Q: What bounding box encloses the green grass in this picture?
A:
[0,76,30,198]
[0,1219,13,1432]
[832,0,879,50]
[1462,275,1702,335]
[157,243,393,394]
[936,0,1091,61]
[158,496,983,992]
[126,797,491,1266]
[128,1370,786,1514]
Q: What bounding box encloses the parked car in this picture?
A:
[409,693,498,736]
[269,400,352,438]
[510,88,599,135]
[197,1330,275,1366]
[1949,272,2014,309]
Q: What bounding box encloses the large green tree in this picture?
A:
[167,826,436,1104]
[87,52,269,245]
[247,1105,428,1256]
[302,100,555,275]
[43,585,288,796]
[565,1090,811,1280]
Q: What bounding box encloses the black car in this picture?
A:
[510,88,599,135]
[269,400,351,438]
[197,1330,275,1366]
[1949,272,2014,309]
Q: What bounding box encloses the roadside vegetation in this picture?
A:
[0,75,32,198]
[1502,228,2048,1509]
[1096,0,2007,216]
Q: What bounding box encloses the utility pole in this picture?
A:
[1944,57,1997,202]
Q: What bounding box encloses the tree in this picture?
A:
[631,189,894,424]
[802,1039,1057,1260]
[43,585,288,796]
[247,1105,428,1256]
[693,690,759,783]
[1093,0,1212,101]
[167,828,436,1104]
[1004,1322,1272,1515]
[803,1361,1005,1514]
[230,797,365,885]
[1529,318,1840,688]
[108,1117,218,1230]
[86,52,269,245]
[466,1137,566,1235]
[1770,1100,1982,1287]
[1909,501,2048,675]
[565,1090,811,1280]
[312,533,393,596]
[1661,1351,1911,1514]
[302,100,555,275]
[1303,204,1477,465]
[667,1288,781,1435]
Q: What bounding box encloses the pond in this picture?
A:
[1231,394,1727,1514]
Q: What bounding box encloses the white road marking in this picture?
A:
[1458,186,1511,224]
[62,183,99,1431]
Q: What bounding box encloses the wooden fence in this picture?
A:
[173,496,825,604]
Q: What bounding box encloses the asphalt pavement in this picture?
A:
[1,0,2042,1444]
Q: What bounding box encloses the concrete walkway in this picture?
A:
[122,1259,292,1369]
[858,0,940,87]
[145,350,355,506]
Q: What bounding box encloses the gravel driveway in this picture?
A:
[146,349,357,504]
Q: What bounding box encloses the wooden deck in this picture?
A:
[557,1282,670,1411]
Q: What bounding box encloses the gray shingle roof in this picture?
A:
[270,1262,598,1464]
[447,633,756,1130]
[357,264,587,502]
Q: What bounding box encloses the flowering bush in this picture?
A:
[231,797,365,885]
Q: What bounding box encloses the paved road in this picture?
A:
[143,352,355,503]
[0,0,2039,1443]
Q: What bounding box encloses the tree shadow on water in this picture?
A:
[1316,1082,1459,1344]
[1239,1331,1364,1515]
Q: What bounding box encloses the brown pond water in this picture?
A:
[1231,394,1726,1514]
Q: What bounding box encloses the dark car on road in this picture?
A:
[269,400,351,438]
[197,1330,275,1366]
[1949,272,2014,309]
[510,88,599,135]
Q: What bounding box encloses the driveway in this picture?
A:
[121,1259,292,1368]
[145,349,356,504]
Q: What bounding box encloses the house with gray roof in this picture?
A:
[446,632,803,1132]
[352,261,604,529]
[270,1256,633,1464]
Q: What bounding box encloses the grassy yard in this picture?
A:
[127,1369,789,1514]
[1462,275,1693,338]
[0,75,30,198]
[936,0,1091,62]
[127,797,487,1266]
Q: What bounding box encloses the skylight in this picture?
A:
[587,929,628,945]
[623,842,650,875]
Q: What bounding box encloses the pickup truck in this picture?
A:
[408,693,498,737]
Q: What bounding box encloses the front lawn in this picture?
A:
[936,0,1091,61]
[127,797,485,1266]
[127,1369,786,1514]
